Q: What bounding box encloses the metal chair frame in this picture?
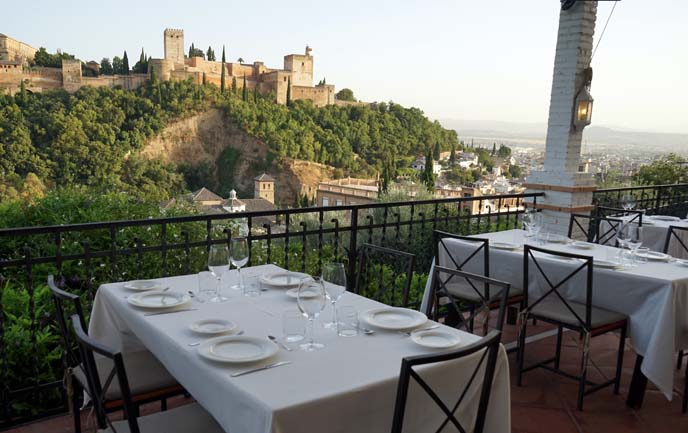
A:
[516,245,627,410]
[355,243,415,308]
[390,330,502,433]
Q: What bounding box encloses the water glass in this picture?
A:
[243,280,261,297]
[297,277,327,351]
[322,262,347,329]
[208,244,230,302]
[282,310,306,343]
[621,194,636,211]
[230,237,249,292]
[635,247,650,264]
[337,306,358,337]
[197,271,215,302]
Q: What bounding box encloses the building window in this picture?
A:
[335,200,343,206]
[322,197,329,206]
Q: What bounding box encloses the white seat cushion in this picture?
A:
[531,299,627,329]
[74,350,178,400]
[100,402,224,433]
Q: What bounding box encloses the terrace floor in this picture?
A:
[5,320,688,433]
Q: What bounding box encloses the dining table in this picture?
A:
[599,214,688,258]
[89,264,511,433]
[421,229,688,405]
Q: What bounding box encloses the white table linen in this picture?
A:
[422,230,688,400]
[90,264,511,433]
[599,215,688,258]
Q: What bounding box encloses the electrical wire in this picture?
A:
[591,1,619,60]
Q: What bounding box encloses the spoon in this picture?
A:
[360,327,375,335]
[188,330,244,347]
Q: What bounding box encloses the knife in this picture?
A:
[231,361,291,377]
[144,308,198,316]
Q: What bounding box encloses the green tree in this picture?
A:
[635,154,688,185]
[33,47,76,68]
[202,72,207,85]
[242,76,248,101]
[507,165,522,179]
[253,85,258,103]
[336,88,355,101]
[206,46,216,61]
[112,56,123,74]
[433,141,441,161]
[286,77,292,107]
[237,57,244,63]
[421,149,435,192]
[450,143,456,164]
[231,76,237,94]
[100,58,114,75]
[220,46,227,93]
[491,142,496,156]
[122,51,130,75]
[132,48,148,74]
[497,144,512,158]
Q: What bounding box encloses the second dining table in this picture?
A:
[89,264,511,433]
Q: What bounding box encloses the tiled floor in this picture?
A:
[4,322,687,433]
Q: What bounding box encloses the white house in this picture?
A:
[458,152,478,169]
[411,156,442,175]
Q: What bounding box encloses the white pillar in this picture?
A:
[525,1,598,235]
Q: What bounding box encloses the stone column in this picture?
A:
[525,1,598,235]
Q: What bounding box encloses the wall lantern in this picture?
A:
[573,67,594,130]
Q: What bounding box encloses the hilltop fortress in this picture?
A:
[0,29,336,106]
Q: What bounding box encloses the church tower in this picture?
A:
[254,173,275,204]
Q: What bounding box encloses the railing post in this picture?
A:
[347,207,359,292]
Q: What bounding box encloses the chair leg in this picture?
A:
[678,351,685,370]
[614,325,627,394]
[517,318,528,386]
[554,326,563,370]
[683,362,687,414]
[578,345,588,411]
[72,379,82,433]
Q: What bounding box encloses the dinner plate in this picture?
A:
[649,215,680,222]
[545,234,569,244]
[411,328,462,349]
[491,242,520,251]
[123,280,162,291]
[360,307,427,331]
[594,260,624,269]
[634,251,671,261]
[285,287,321,299]
[198,336,278,363]
[675,259,688,267]
[571,241,594,250]
[259,272,310,289]
[127,290,191,309]
[190,319,238,336]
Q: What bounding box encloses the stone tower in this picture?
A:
[164,29,185,65]
[525,1,598,234]
[254,173,275,204]
[61,59,82,93]
[283,46,313,87]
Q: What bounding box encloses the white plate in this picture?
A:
[491,242,520,250]
[634,251,671,261]
[360,307,427,331]
[123,280,162,291]
[594,260,623,269]
[675,259,688,267]
[190,319,238,336]
[198,336,278,364]
[127,290,191,309]
[411,328,462,349]
[571,241,594,250]
[285,287,321,299]
[650,215,680,222]
[545,235,570,244]
[259,272,310,289]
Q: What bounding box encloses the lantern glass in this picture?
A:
[574,90,593,127]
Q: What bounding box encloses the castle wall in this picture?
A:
[149,58,175,81]
[292,84,334,107]
[0,35,38,62]
[61,60,82,92]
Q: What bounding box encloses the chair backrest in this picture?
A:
[596,206,643,226]
[48,275,87,368]
[71,314,140,433]
[433,230,489,277]
[664,225,688,255]
[523,245,594,330]
[355,244,415,308]
[426,266,510,334]
[567,213,625,245]
[391,330,502,433]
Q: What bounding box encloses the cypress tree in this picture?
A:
[189,43,194,59]
[149,66,156,83]
[242,76,247,101]
[286,77,292,106]
[231,76,237,94]
[202,72,207,85]
[122,51,129,74]
[422,149,435,192]
[253,85,258,102]
[492,142,496,156]
[220,46,226,93]
[450,143,456,164]
[433,141,441,161]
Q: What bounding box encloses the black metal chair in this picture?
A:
[516,246,628,410]
[596,206,644,226]
[70,315,223,433]
[425,266,511,340]
[568,213,626,245]
[355,244,415,308]
[48,275,184,431]
[390,330,502,433]
[433,230,523,333]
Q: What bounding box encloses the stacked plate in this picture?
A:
[360,307,427,331]
[198,336,278,364]
[259,271,310,289]
[190,319,239,336]
[594,260,624,270]
[491,242,520,251]
[124,280,162,291]
[127,290,192,310]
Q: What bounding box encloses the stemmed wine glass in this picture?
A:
[297,277,327,351]
[615,223,630,259]
[523,209,536,237]
[207,244,230,302]
[321,263,347,329]
[230,237,249,293]
[621,194,636,212]
[624,223,643,264]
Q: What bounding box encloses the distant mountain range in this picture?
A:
[438,119,688,156]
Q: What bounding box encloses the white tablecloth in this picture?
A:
[599,215,688,258]
[89,264,511,433]
[422,230,688,400]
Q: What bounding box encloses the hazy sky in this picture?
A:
[4,0,687,133]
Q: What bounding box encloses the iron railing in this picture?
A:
[0,192,541,429]
[593,183,688,217]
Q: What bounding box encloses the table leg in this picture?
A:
[626,354,647,409]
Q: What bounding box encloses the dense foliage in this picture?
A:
[635,153,688,185]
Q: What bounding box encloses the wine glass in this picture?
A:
[523,209,535,237]
[321,263,347,329]
[615,223,630,258]
[230,237,249,294]
[625,224,643,264]
[207,244,230,302]
[297,277,327,351]
[621,194,636,212]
